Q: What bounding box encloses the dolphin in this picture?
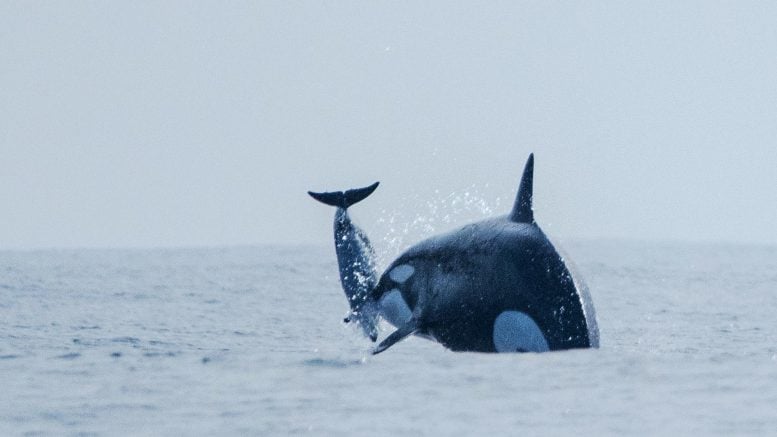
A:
[309,154,599,354]
[308,182,381,341]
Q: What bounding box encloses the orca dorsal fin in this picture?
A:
[509,154,534,223]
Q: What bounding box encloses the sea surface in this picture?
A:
[2,241,777,435]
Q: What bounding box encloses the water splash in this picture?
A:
[373,184,502,268]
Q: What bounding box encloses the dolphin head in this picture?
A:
[344,300,379,342]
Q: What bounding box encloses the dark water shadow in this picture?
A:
[53,352,81,360]
[142,351,178,358]
[302,357,367,368]
[111,336,141,345]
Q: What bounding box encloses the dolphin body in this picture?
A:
[308,182,381,342]
[309,155,599,354]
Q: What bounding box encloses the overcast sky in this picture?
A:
[2,1,776,250]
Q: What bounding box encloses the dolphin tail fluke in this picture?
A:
[372,320,418,355]
[308,182,380,209]
[509,153,534,223]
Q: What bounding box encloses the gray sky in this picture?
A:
[2,1,777,250]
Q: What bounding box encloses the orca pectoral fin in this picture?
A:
[372,321,418,355]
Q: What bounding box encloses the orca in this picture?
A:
[309,154,599,354]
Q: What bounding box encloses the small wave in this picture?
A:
[54,352,81,360]
[142,351,178,358]
[111,336,141,344]
[147,340,175,346]
[232,330,256,336]
[302,358,366,368]
[93,403,158,413]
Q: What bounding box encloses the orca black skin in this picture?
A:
[310,154,599,354]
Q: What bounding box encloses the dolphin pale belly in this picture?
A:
[310,155,599,354]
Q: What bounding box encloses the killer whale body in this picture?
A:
[371,155,599,354]
[309,155,599,355]
[308,182,381,341]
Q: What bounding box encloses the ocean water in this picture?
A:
[2,241,777,435]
